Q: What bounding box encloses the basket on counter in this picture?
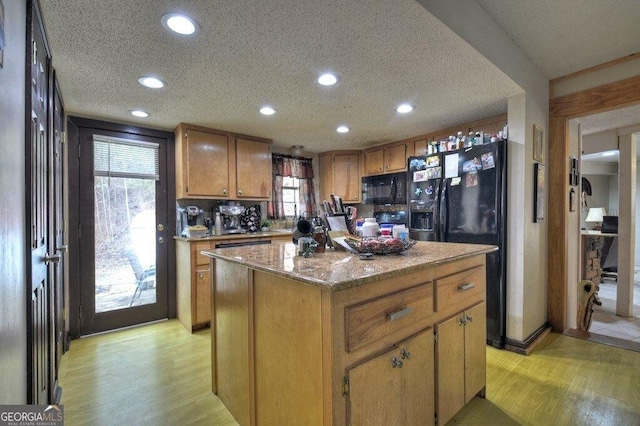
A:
[344,236,416,255]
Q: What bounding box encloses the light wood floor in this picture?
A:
[59,319,640,425]
[58,320,236,425]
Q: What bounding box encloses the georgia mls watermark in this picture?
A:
[0,405,63,426]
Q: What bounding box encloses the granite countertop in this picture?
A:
[202,241,497,291]
[175,230,292,242]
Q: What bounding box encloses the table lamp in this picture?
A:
[585,207,606,230]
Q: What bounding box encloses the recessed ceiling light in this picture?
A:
[130,110,149,118]
[318,73,339,86]
[396,103,414,114]
[260,106,277,116]
[138,76,166,89]
[336,126,350,133]
[161,13,198,35]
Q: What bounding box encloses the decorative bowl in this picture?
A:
[345,237,416,255]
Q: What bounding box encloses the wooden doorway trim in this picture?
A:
[548,74,640,332]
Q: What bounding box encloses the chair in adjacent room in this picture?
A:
[127,250,156,306]
[600,216,618,282]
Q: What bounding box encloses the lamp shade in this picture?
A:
[585,207,606,223]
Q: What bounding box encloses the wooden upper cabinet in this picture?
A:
[385,144,407,172]
[414,139,428,157]
[176,125,230,198]
[364,143,407,176]
[364,149,385,175]
[319,151,361,204]
[175,123,272,200]
[235,137,272,199]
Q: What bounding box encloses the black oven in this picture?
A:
[361,172,407,205]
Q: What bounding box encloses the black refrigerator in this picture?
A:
[408,140,507,348]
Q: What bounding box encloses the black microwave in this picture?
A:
[361,172,407,205]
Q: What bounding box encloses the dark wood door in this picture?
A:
[77,126,170,334]
[49,73,66,403]
[28,0,53,404]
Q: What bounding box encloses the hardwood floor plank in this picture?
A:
[59,320,237,426]
[451,333,640,425]
[59,320,640,425]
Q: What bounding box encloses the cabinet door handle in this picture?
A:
[223,188,227,195]
[466,314,473,323]
[391,357,403,368]
[198,272,203,278]
[401,348,411,360]
[387,306,413,322]
[458,317,466,326]
[458,282,475,291]
[238,189,243,195]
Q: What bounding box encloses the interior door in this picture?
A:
[78,128,170,334]
[49,73,66,404]
[28,1,53,403]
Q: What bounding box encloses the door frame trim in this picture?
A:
[67,116,175,338]
[547,74,640,332]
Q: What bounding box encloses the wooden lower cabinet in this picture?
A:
[178,235,292,332]
[211,255,487,425]
[347,328,434,426]
[176,240,213,332]
[435,302,486,425]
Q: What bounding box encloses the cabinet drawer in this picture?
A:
[194,241,214,266]
[345,283,432,352]
[434,265,484,312]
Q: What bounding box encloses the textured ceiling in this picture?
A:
[40,1,640,153]
[476,0,640,80]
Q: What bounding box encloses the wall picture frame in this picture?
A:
[534,162,545,222]
[533,125,544,162]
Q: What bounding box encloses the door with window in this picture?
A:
[77,128,170,334]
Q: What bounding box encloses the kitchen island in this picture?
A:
[203,241,496,425]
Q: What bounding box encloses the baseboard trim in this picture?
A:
[505,322,552,356]
[564,328,640,353]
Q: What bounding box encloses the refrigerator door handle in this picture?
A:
[434,182,441,240]
[439,179,447,241]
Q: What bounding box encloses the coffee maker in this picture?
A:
[177,205,205,236]
[219,205,246,234]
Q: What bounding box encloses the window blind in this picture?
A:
[93,135,159,180]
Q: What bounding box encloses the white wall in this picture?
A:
[582,130,618,155]
[636,158,640,265]
[0,0,28,403]
[418,0,550,342]
[580,174,617,228]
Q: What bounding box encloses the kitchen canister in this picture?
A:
[361,218,380,237]
[393,225,409,242]
[313,226,326,253]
